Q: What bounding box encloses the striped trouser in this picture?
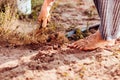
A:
[93,0,120,40]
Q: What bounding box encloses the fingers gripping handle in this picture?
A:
[38,0,55,28]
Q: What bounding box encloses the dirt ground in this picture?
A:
[0,0,120,80]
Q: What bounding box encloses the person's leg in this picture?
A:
[94,0,120,40]
[70,0,120,50]
[38,0,55,28]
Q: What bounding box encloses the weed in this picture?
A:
[0,0,68,46]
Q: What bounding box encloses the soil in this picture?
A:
[0,0,120,80]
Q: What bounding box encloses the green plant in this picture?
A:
[0,4,17,27]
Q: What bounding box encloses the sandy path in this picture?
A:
[0,44,120,80]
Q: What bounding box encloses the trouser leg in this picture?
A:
[93,0,120,40]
